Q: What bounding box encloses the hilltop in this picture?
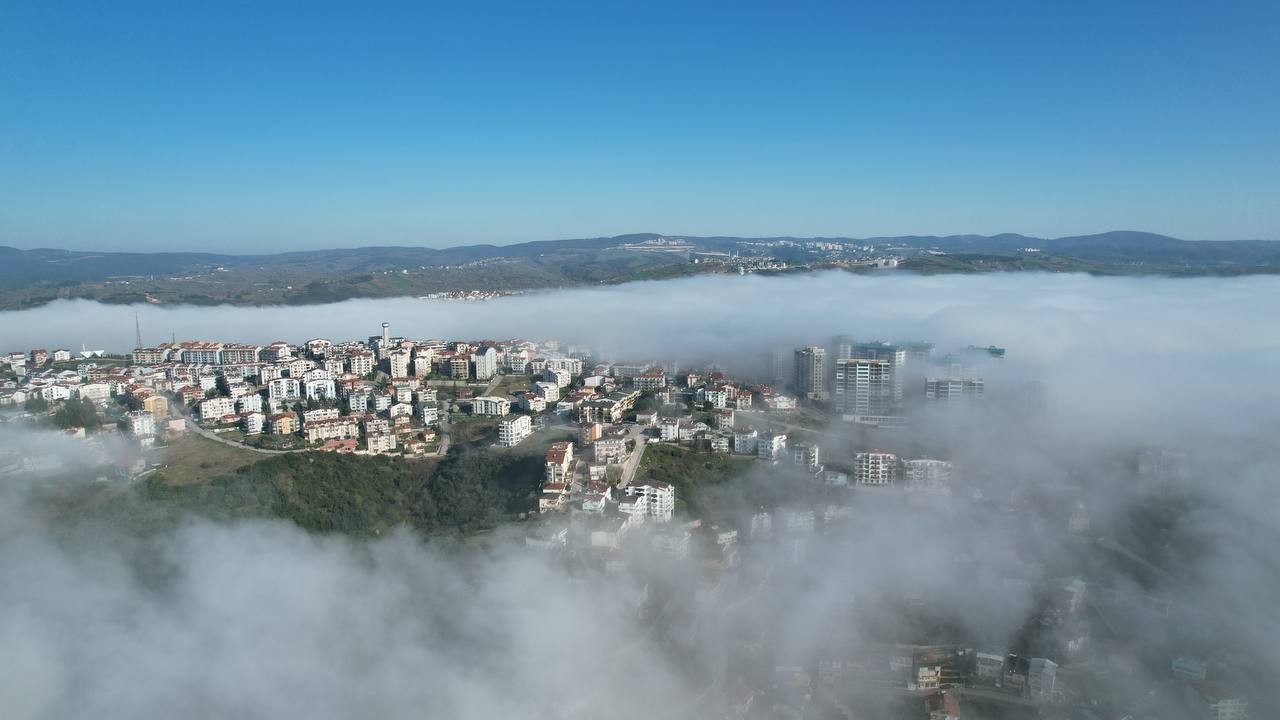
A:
[1,230,1277,310]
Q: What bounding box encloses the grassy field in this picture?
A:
[635,444,758,516]
[490,374,535,396]
[153,433,261,485]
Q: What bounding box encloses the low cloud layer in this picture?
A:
[3,272,1280,719]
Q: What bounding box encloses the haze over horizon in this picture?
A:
[3,2,1278,253]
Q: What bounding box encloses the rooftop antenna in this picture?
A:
[135,312,143,349]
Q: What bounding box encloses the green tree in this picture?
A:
[54,398,101,430]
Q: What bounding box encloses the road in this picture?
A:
[176,410,305,455]
[615,424,649,489]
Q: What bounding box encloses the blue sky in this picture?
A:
[1,1,1277,252]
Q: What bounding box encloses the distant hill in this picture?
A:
[0,231,1276,309]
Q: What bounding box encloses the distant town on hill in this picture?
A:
[2,230,1278,310]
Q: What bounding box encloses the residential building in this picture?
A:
[632,369,667,391]
[303,407,341,423]
[848,342,906,405]
[388,349,412,379]
[854,451,898,485]
[124,410,156,439]
[544,357,582,376]
[658,417,680,442]
[347,352,374,377]
[471,396,512,416]
[473,347,498,380]
[219,343,260,365]
[199,396,236,422]
[534,381,560,402]
[925,377,985,403]
[268,413,297,435]
[517,392,546,412]
[304,376,337,402]
[834,358,895,416]
[178,341,222,365]
[1203,695,1248,720]
[758,431,787,461]
[579,422,603,446]
[260,341,293,362]
[1026,659,1057,701]
[792,442,821,470]
[497,414,532,447]
[449,355,471,379]
[365,432,397,454]
[733,428,759,454]
[419,402,440,426]
[232,393,262,415]
[794,346,827,400]
[594,437,627,464]
[242,411,264,435]
[904,459,953,494]
[268,377,301,401]
[142,393,169,417]
[305,417,360,444]
[543,367,571,388]
[625,480,675,521]
[545,441,574,483]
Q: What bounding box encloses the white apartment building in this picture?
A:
[347,352,375,377]
[593,437,627,464]
[473,347,498,381]
[242,411,265,435]
[925,377,985,403]
[305,417,360,444]
[704,389,728,409]
[365,432,398,454]
[304,377,336,402]
[199,396,236,422]
[632,369,666,391]
[733,428,759,454]
[904,459,953,494]
[534,381,560,402]
[792,442,821,470]
[268,377,301,401]
[235,392,262,415]
[471,396,512,416]
[303,407,341,424]
[545,441,573,483]
[835,358,895,416]
[658,417,680,442]
[518,392,547,412]
[125,410,156,438]
[855,450,899,485]
[497,414,532,447]
[419,402,440,426]
[388,349,412,378]
[626,480,675,522]
[848,342,906,405]
[758,432,787,461]
[543,367,571,388]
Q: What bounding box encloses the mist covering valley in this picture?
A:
[3,271,1280,719]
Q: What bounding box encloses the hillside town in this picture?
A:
[0,327,1252,720]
